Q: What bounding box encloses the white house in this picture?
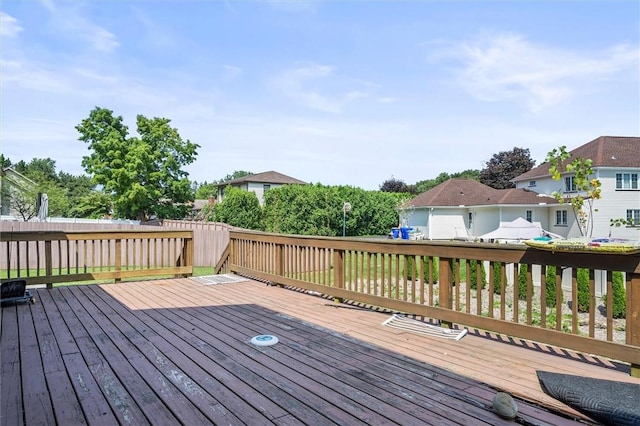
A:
[407,136,640,240]
[513,136,639,239]
[406,179,559,241]
[216,171,306,206]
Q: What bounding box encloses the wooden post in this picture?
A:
[275,244,284,281]
[628,272,640,378]
[45,240,52,290]
[333,249,345,303]
[438,257,453,328]
[114,239,122,283]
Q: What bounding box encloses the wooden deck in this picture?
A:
[2,277,638,425]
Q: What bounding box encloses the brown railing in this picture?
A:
[1,230,194,287]
[223,230,640,376]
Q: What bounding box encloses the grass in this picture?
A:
[1,267,216,287]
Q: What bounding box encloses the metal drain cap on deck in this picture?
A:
[250,335,279,346]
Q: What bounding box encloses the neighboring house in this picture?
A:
[513,136,640,239]
[407,136,639,241]
[215,171,306,205]
[406,179,558,240]
[0,166,38,219]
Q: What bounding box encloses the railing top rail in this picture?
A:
[229,229,640,273]
[1,229,194,242]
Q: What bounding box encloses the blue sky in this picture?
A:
[1,1,638,190]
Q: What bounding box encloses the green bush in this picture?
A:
[603,271,626,319]
[545,266,562,308]
[468,259,486,290]
[423,257,439,283]
[492,262,503,295]
[576,268,590,313]
[517,264,528,301]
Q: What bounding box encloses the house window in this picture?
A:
[263,184,271,193]
[468,212,473,229]
[525,210,532,222]
[564,176,576,192]
[627,209,640,226]
[528,180,536,187]
[555,210,567,226]
[616,173,639,190]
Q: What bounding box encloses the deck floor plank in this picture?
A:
[159,280,583,426]
[79,282,248,424]
[151,282,506,425]
[4,277,638,425]
[60,286,186,426]
[184,279,635,420]
[101,282,296,425]
[15,301,58,425]
[49,287,151,425]
[1,305,24,426]
[123,284,356,426]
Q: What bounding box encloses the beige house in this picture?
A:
[215,171,306,205]
[0,166,38,219]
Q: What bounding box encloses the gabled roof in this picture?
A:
[217,171,306,186]
[513,136,640,182]
[409,178,557,208]
[1,166,37,190]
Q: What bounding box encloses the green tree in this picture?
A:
[195,182,217,199]
[263,183,403,236]
[69,191,113,219]
[212,186,263,229]
[546,146,602,236]
[77,107,199,220]
[219,171,253,183]
[414,170,479,194]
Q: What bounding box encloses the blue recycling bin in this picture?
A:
[391,228,400,239]
[400,227,412,240]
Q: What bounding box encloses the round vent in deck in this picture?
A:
[250,335,279,346]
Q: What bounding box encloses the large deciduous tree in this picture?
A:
[380,176,413,194]
[77,107,199,220]
[479,147,534,189]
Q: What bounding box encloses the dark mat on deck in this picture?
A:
[536,371,640,426]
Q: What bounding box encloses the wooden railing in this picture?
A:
[222,230,640,376]
[1,230,194,287]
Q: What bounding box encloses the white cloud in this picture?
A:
[273,63,371,113]
[0,13,23,38]
[223,65,243,80]
[437,32,639,112]
[40,1,120,53]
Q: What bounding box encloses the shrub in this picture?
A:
[492,262,503,295]
[545,266,563,308]
[517,264,528,301]
[576,268,591,313]
[424,257,439,283]
[603,271,626,319]
[468,259,487,290]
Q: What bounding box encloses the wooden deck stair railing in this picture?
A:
[1,230,194,287]
[222,229,640,377]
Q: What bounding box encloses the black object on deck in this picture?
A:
[537,370,640,426]
[1,280,36,305]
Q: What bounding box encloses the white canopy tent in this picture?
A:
[479,217,562,242]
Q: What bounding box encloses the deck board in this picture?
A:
[2,277,639,425]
